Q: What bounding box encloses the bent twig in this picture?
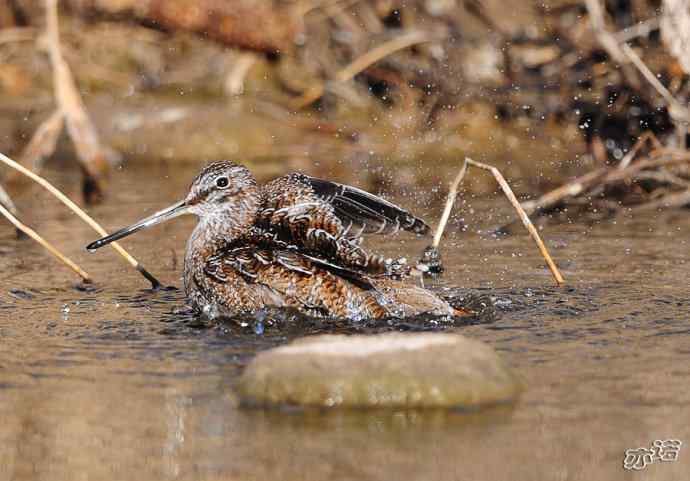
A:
[433,157,565,286]
[0,183,18,215]
[432,161,467,248]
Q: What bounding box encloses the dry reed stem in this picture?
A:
[433,157,565,286]
[615,18,660,43]
[432,161,467,248]
[0,151,161,288]
[0,183,18,215]
[0,203,91,282]
[633,188,690,210]
[598,152,690,183]
[3,110,64,196]
[45,0,109,199]
[292,31,434,108]
[584,0,629,64]
[506,150,690,226]
[620,43,688,121]
[617,131,662,170]
[519,168,608,215]
[20,110,65,171]
[225,53,258,96]
[586,0,690,136]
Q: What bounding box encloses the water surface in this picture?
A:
[1,165,689,480]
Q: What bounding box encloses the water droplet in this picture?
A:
[286,281,297,297]
[253,309,267,335]
[495,298,512,308]
[201,303,219,320]
[254,321,264,335]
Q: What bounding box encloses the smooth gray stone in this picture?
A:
[238,332,522,409]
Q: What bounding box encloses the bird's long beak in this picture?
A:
[86,200,189,251]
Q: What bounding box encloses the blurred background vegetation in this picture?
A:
[0,0,689,215]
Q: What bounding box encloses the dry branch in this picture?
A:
[224,53,258,96]
[0,183,18,215]
[633,188,690,210]
[520,168,609,216]
[620,43,689,123]
[615,18,660,43]
[431,158,565,286]
[432,161,467,248]
[584,0,629,65]
[0,151,161,288]
[586,0,690,137]
[617,131,663,170]
[0,202,91,282]
[20,109,65,171]
[45,0,109,203]
[515,148,690,221]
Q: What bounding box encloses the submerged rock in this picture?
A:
[237,333,522,409]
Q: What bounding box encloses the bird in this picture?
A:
[86,161,471,321]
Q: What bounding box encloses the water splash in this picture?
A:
[253,309,267,335]
[201,302,220,321]
[344,295,364,322]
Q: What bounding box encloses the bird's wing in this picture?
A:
[304,175,430,236]
[256,173,427,275]
[204,235,375,291]
[203,239,381,317]
[260,173,430,238]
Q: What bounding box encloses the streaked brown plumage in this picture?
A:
[87,161,468,320]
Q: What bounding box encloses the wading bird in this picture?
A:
[87,161,471,320]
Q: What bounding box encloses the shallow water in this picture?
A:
[1,164,689,481]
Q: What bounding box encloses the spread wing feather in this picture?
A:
[257,173,428,276]
[306,177,430,236]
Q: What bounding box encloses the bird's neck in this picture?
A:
[183,191,260,289]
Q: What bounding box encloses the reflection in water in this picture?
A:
[0,165,689,480]
[164,388,189,479]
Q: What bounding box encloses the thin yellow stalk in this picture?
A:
[432,161,467,248]
[0,151,161,288]
[433,157,565,286]
[0,183,18,215]
[0,203,91,282]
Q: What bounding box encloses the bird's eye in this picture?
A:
[216,177,229,188]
